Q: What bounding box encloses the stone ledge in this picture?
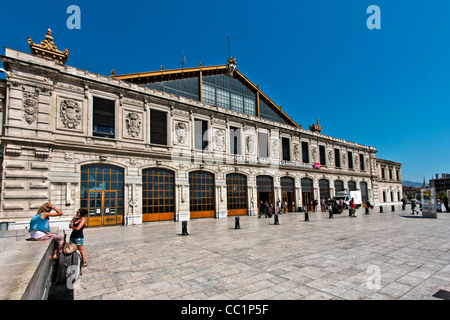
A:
[0,232,54,300]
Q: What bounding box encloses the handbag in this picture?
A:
[63,241,78,255]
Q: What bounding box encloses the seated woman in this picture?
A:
[29,202,64,259]
[69,209,88,268]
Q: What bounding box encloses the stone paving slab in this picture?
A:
[74,207,450,300]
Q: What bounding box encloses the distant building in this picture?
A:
[430,173,450,195]
[0,29,403,229]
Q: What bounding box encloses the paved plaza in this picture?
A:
[74,207,450,300]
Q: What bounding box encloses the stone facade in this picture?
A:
[0,47,402,229]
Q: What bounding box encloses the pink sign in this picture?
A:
[314,162,321,169]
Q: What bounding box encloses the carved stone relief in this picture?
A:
[272,140,279,158]
[246,135,255,154]
[294,144,301,161]
[175,122,188,145]
[213,129,224,151]
[60,99,81,129]
[125,112,142,137]
[327,150,333,166]
[23,92,39,124]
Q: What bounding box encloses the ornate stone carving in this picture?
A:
[60,99,81,129]
[311,147,317,162]
[227,57,237,76]
[246,135,255,154]
[175,122,188,144]
[294,144,301,161]
[327,150,334,166]
[309,118,323,133]
[342,153,347,167]
[28,28,69,64]
[272,140,279,158]
[23,92,38,124]
[213,129,224,151]
[125,112,141,137]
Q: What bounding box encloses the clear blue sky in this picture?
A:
[1,0,449,183]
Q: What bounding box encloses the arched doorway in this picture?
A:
[348,181,357,191]
[226,173,248,216]
[281,176,295,212]
[334,180,344,196]
[360,181,368,203]
[80,164,124,227]
[189,171,215,219]
[142,168,175,222]
[319,179,330,202]
[301,177,314,211]
[256,176,274,213]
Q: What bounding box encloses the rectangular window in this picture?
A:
[258,132,269,158]
[230,93,244,113]
[282,137,290,161]
[243,97,256,116]
[202,83,215,105]
[230,126,241,155]
[319,145,326,166]
[334,148,341,167]
[216,88,229,109]
[389,168,393,180]
[381,168,385,179]
[302,141,309,163]
[195,119,209,150]
[360,154,365,171]
[348,151,353,169]
[396,169,400,180]
[93,97,115,138]
[150,109,168,145]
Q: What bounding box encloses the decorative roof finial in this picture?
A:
[28,28,69,64]
[309,118,323,133]
[227,57,237,76]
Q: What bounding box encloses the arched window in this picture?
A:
[226,173,247,216]
[348,181,357,191]
[319,179,330,200]
[281,177,295,212]
[334,180,344,195]
[360,181,368,203]
[142,168,175,222]
[80,164,124,227]
[189,171,215,218]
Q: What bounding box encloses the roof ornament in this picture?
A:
[309,118,323,133]
[27,28,69,64]
[227,57,237,76]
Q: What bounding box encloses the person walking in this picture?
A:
[350,197,357,217]
[69,208,88,268]
[365,200,371,214]
[258,201,267,218]
[411,199,419,214]
[29,202,64,259]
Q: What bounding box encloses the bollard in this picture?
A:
[329,209,333,218]
[274,213,280,225]
[235,216,241,229]
[182,220,189,236]
[380,206,384,213]
[305,210,309,221]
